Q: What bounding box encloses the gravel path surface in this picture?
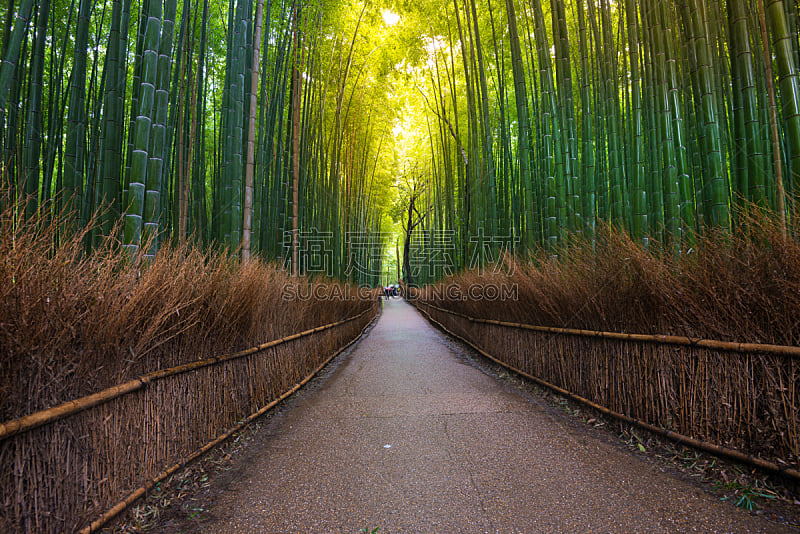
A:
[178,298,792,533]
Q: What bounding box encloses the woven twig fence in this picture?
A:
[413,299,800,479]
[0,304,377,533]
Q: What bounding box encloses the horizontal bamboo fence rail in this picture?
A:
[411,299,800,481]
[78,307,379,534]
[417,302,800,358]
[0,306,374,441]
[0,303,379,533]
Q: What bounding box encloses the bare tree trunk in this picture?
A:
[291,4,302,275]
[242,0,265,261]
[403,194,416,285]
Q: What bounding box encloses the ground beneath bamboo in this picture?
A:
[144,298,796,533]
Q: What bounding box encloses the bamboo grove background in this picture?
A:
[0,0,396,284]
[2,0,800,281]
[402,0,800,283]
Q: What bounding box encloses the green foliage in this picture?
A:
[1,0,800,281]
[412,0,799,279]
[717,482,777,512]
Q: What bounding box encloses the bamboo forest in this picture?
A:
[2,0,799,278]
[3,0,800,531]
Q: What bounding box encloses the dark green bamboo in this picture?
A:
[505,0,534,248]
[0,0,34,113]
[22,0,50,218]
[553,0,581,235]
[99,0,128,237]
[123,0,161,253]
[688,0,729,230]
[62,0,92,221]
[531,0,559,250]
[626,0,647,243]
[767,0,800,202]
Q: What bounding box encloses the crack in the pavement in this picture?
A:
[441,416,496,531]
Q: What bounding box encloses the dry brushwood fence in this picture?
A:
[406,216,800,478]
[0,304,377,533]
[0,206,381,532]
[411,298,799,478]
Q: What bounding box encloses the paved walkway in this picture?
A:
[184,299,790,533]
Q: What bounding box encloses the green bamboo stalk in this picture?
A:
[142,0,177,257]
[432,46,456,244]
[124,0,150,197]
[729,0,748,208]
[123,0,161,254]
[22,0,50,219]
[487,0,509,242]
[83,40,108,235]
[0,0,34,114]
[531,0,559,251]
[576,0,596,241]
[627,0,647,244]
[766,0,800,211]
[688,0,730,230]
[642,1,664,242]
[41,1,72,213]
[172,0,192,244]
[553,0,581,235]
[505,0,534,249]
[191,44,208,243]
[660,2,695,247]
[191,0,210,244]
[291,1,302,274]
[453,0,477,257]
[242,0,265,262]
[467,0,497,241]
[647,0,681,251]
[62,0,92,223]
[587,0,608,223]
[164,0,193,241]
[99,0,128,237]
[600,0,626,230]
